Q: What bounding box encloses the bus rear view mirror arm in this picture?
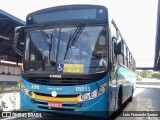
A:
[13,26,25,56]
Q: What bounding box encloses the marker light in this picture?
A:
[51,91,57,97]
[81,94,89,100]
[98,86,105,94]
[21,84,33,97]
[102,83,108,88]
[90,90,98,98]
[28,91,33,96]
[79,83,107,101]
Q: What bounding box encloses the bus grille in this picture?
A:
[34,92,79,98]
[26,78,91,86]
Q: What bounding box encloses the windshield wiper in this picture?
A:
[39,26,50,46]
[49,31,53,59]
[64,21,85,60]
[39,26,55,60]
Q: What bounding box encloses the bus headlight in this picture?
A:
[79,83,107,101]
[81,93,89,100]
[98,86,105,94]
[90,90,98,98]
[21,84,33,97]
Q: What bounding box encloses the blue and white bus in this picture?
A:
[14,5,136,118]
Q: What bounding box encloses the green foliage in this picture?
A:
[17,82,21,89]
[1,101,7,110]
[150,72,160,79]
[136,70,160,79]
[136,74,143,81]
[0,83,7,111]
[9,83,20,110]
[137,70,152,78]
[0,82,20,111]
[0,83,6,95]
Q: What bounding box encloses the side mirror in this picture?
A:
[112,36,122,55]
[13,26,25,56]
[116,41,122,55]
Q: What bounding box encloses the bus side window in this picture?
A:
[129,52,131,69]
[111,21,117,64]
[117,40,123,65]
[126,47,129,67]
[112,38,116,64]
[123,43,127,67]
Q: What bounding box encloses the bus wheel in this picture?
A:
[128,89,133,102]
[118,92,122,110]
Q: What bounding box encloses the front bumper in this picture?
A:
[20,75,109,118]
[20,90,108,118]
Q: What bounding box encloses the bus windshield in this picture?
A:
[24,25,108,74]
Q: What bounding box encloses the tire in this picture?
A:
[128,89,133,102]
[118,91,122,110]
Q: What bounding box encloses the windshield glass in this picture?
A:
[24,26,108,74]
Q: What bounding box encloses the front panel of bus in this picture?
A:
[19,5,110,118]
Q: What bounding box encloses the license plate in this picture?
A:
[64,64,84,73]
[48,101,63,108]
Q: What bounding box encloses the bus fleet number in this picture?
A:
[76,87,90,91]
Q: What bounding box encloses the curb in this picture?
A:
[1,117,17,120]
[136,82,160,85]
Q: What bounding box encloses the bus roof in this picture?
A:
[26,5,109,25]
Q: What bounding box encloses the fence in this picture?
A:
[0,62,20,81]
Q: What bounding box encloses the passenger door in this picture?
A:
[109,36,118,112]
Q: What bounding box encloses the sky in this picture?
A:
[0,0,158,67]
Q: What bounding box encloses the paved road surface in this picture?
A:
[116,87,160,120]
[8,86,160,120]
